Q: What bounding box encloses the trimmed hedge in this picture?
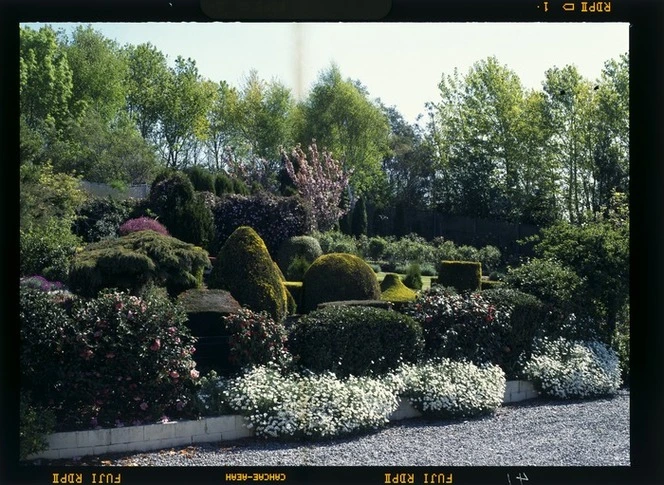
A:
[208,226,289,322]
[68,231,210,297]
[289,305,423,377]
[284,282,303,312]
[380,273,417,302]
[301,253,381,313]
[436,260,482,292]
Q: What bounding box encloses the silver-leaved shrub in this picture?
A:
[522,337,621,399]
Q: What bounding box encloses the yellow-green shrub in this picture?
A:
[301,253,380,313]
[380,273,417,302]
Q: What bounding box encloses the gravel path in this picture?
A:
[43,390,630,467]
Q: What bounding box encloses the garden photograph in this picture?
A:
[17,20,630,470]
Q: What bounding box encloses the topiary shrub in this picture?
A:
[301,253,381,313]
[118,216,169,236]
[285,255,311,282]
[212,193,314,257]
[436,261,482,292]
[380,273,417,302]
[284,282,303,311]
[403,262,423,290]
[481,279,503,290]
[224,308,292,371]
[68,230,210,297]
[276,236,323,277]
[208,226,289,322]
[289,305,423,377]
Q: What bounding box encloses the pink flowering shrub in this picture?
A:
[282,142,351,232]
[224,308,292,371]
[118,217,169,237]
[20,286,200,431]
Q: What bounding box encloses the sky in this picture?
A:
[24,22,629,125]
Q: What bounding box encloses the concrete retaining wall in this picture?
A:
[27,381,538,460]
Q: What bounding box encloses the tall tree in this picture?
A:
[64,25,128,122]
[19,25,73,129]
[154,56,212,169]
[205,80,242,172]
[297,64,390,204]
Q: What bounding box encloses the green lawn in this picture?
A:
[376,272,433,291]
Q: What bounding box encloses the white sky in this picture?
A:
[24,22,629,125]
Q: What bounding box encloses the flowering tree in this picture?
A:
[282,141,351,232]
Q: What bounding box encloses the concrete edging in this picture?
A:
[27,380,538,460]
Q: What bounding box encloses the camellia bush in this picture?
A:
[224,308,292,371]
[397,359,506,419]
[20,286,201,431]
[521,337,622,399]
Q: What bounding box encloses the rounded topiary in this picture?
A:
[380,273,417,302]
[277,236,323,279]
[436,260,482,292]
[208,226,289,322]
[289,305,423,377]
[301,253,381,313]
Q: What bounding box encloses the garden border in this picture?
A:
[27,381,538,460]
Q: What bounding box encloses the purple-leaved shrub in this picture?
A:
[118,217,169,236]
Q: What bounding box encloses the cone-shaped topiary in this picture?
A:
[208,226,289,322]
[301,253,381,313]
[380,273,417,302]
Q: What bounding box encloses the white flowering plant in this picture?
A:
[397,359,506,419]
[521,337,622,399]
[198,357,507,440]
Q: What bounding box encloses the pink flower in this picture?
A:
[150,339,161,351]
[80,349,94,360]
[169,370,179,379]
[106,352,115,359]
[190,369,200,380]
[140,402,148,411]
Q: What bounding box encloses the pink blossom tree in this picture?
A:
[282,141,351,232]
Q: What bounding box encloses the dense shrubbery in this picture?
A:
[301,253,381,312]
[148,171,216,250]
[68,230,210,297]
[20,391,56,460]
[118,216,169,236]
[398,359,506,418]
[276,236,322,279]
[313,230,359,256]
[480,288,548,379]
[224,308,292,371]
[185,166,216,193]
[72,197,134,243]
[436,261,482,292]
[403,286,514,369]
[522,337,622,398]
[212,193,314,257]
[289,305,423,377]
[20,287,200,431]
[20,217,82,283]
[209,226,289,322]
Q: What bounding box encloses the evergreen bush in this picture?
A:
[208,226,289,322]
[289,305,423,377]
[301,253,381,313]
[436,261,482,292]
[276,236,323,277]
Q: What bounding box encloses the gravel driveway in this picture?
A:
[39,389,629,467]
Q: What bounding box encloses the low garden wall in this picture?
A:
[27,381,538,461]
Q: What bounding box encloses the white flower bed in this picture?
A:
[204,360,507,440]
[397,359,506,418]
[522,337,622,399]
